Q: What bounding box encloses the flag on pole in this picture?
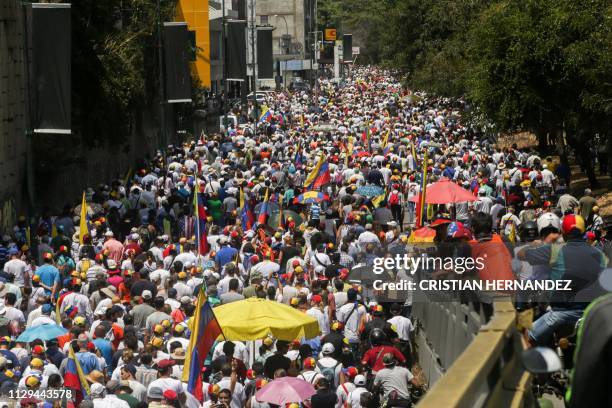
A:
[300,113,305,128]
[193,184,209,255]
[65,344,90,403]
[257,188,271,226]
[182,289,223,401]
[382,130,391,155]
[240,192,255,231]
[294,142,303,167]
[416,149,429,228]
[304,155,331,191]
[79,192,89,245]
[259,105,272,123]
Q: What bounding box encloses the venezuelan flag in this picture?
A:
[193,184,209,255]
[240,191,255,231]
[382,130,391,155]
[257,188,271,225]
[304,155,331,191]
[294,142,303,166]
[65,344,90,404]
[182,289,223,401]
[259,106,272,123]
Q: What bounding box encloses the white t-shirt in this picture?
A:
[337,303,366,343]
[387,316,414,341]
[148,377,184,396]
[3,258,27,285]
[347,387,369,408]
[336,382,356,408]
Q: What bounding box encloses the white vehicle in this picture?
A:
[219,114,238,132]
[247,92,268,104]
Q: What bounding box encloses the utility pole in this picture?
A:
[222,0,228,132]
[250,0,258,121]
[157,0,167,150]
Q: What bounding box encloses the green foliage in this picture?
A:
[324,0,611,184]
[72,0,176,146]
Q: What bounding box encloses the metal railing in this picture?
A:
[414,295,533,408]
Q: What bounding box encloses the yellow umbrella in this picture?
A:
[213,298,320,340]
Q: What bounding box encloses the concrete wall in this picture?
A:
[0,1,28,233]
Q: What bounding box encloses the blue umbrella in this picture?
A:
[16,324,68,342]
[356,185,384,197]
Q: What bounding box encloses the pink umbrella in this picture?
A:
[409,178,476,204]
[255,377,316,405]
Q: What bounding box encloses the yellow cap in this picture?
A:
[25,375,40,388]
[178,272,187,279]
[161,319,171,329]
[263,337,274,346]
[174,324,185,333]
[74,316,86,326]
[30,358,44,368]
[153,324,164,334]
[150,337,164,348]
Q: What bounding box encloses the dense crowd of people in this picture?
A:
[0,66,609,408]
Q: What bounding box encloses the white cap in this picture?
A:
[354,374,366,386]
[104,230,114,237]
[321,343,335,355]
[142,290,153,299]
[106,259,117,269]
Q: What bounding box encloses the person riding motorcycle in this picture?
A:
[360,329,405,380]
[518,214,608,346]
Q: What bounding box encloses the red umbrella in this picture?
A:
[409,178,476,204]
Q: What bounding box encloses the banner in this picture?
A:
[226,20,247,80]
[163,22,192,103]
[343,34,353,62]
[27,3,71,134]
[257,27,274,79]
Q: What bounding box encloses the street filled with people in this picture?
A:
[0,66,610,408]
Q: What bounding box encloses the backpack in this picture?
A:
[389,191,400,206]
[317,360,340,388]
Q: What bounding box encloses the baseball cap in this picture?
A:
[354,374,366,386]
[32,345,45,355]
[25,375,40,388]
[303,357,316,369]
[343,366,358,379]
[157,359,175,370]
[382,353,395,366]
[30,358,44,368]
[562,214,586,235]
[163,390,177,401]
[321,343,335,355]
[149,337,164,348]
[142,290,153,300]
[148,387,164,399]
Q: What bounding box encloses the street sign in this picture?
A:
[324,28,337,41]
[352,46,360,55]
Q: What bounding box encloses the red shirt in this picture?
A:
[361,345,405,373]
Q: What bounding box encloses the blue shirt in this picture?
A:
[93,339,113,373]
[76,351,100,375]
[216,246,238,269]
[35,264,60,293]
